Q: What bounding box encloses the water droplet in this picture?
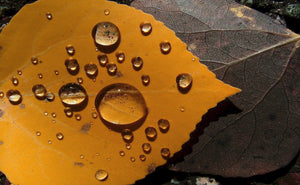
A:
[31,57,39,65]
[56,133,64,140]
[104,9,110,16]
[139,154,146,161]
[46,12,52,20]
[161,148,170,159]
[95,84,147,128]
[91,112,98,119]
[38,73,43,79]
[119,150,125,156]
[0,91,4,99]
[121,129,133,142]
[65,58,79,75]
[93,22,120,47]
[36,131,41,136]
[64,107,73,117]
[130,157,136,162]
[66,45,75,56]
[176,73,192,93]
[48,140,52,144]
[46,93,55,102]
[95,170,108,181]
[158,119,170,133]
[51,113,56,118]
[145,127,157,141]
[180,106,185,112]
[75,114,81,121]
[80,155,84,159]
[140,22,152,35]
[11,77,19,86]
[160,41,171,54]
[17,70,22,75]
[84,63,98,78]
[7,90,22,105]
[126,143,131,150]
[32,84,47,100]
[59,83,87,107]
[141,75,150,86]
[116,52,125,63]
[77,77,83,84]
[106,63,117,75]
[142,143,151,154]
[131,57,143,70]
[98,54,108,66]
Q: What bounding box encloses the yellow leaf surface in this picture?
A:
[0,0,240,184]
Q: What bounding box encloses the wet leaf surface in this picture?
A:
[132,0,300,178]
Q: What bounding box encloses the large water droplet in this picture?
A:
[93,22,120,48]
[116,52,125,63]
[106,63,117,75]
[59,83,87,109]
[158,119,170,133]
[66,45,75,56]
[56,133,64,140]
[98,54,108,66]
[145,127,157,141]
[142,143,151,154]
[140,22,152,35]
[11,77,19,86]
[95,170,108,181]
[6,90,22,105]
[65,58,79,75]
[131,57,143,70]
[95,84,147,131]
[176,73,192,93]
[84,63,98,78]
[160,41,171,54]
[141,75,150,86]
[161,148,170,159]
[32,84,47,100]
[121,129,133,142]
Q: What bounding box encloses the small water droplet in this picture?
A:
[75,114,81,121]
[6,90,22,105]
[77,77,83,84]
[131,57,143,70]
[158,119,170,133]
[121,129,133,142]
[51,112,56,118]
[11,77,19,86]
[31,57,39,65]
[95,169,108,181]
[46,93,55,102]
[38,73,43,79]
[80,154,84,159]
[140,22,152,35]
[142,143,151,154]
[176,73,192,93]
[116,52,125,63]
[17,70,22,75]
[0,91,4,99]
[145,127,157,141]
[98,54,108,66]
[160,41,171,54]
[91,112,98,119]
[56,132,64,140]
[141,75,150,86]
[84,63,98,78]
[126,143,131,150]
[180,106,185,112]
[104,9,110,16]
[64,107,73,117]
[95,84,147,128]
[119,150,125,156]
[161,148,170,159]
[93,22,120,47]
[66,45,75,56]
[32,84,47,100]
[59,83,87,107]
[130,157,136,162]
[48,140,52,144]
[65,58,79,75]
[46,12,52,20]
[139,154,146,161]
[36,131,41,136]
[106,63,117,75]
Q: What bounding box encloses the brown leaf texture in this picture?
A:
[132,0,300,177]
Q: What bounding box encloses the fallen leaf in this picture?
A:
[132,0,300,177]
[0,0,239,184]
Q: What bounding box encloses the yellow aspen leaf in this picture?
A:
[0,0,240,184]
